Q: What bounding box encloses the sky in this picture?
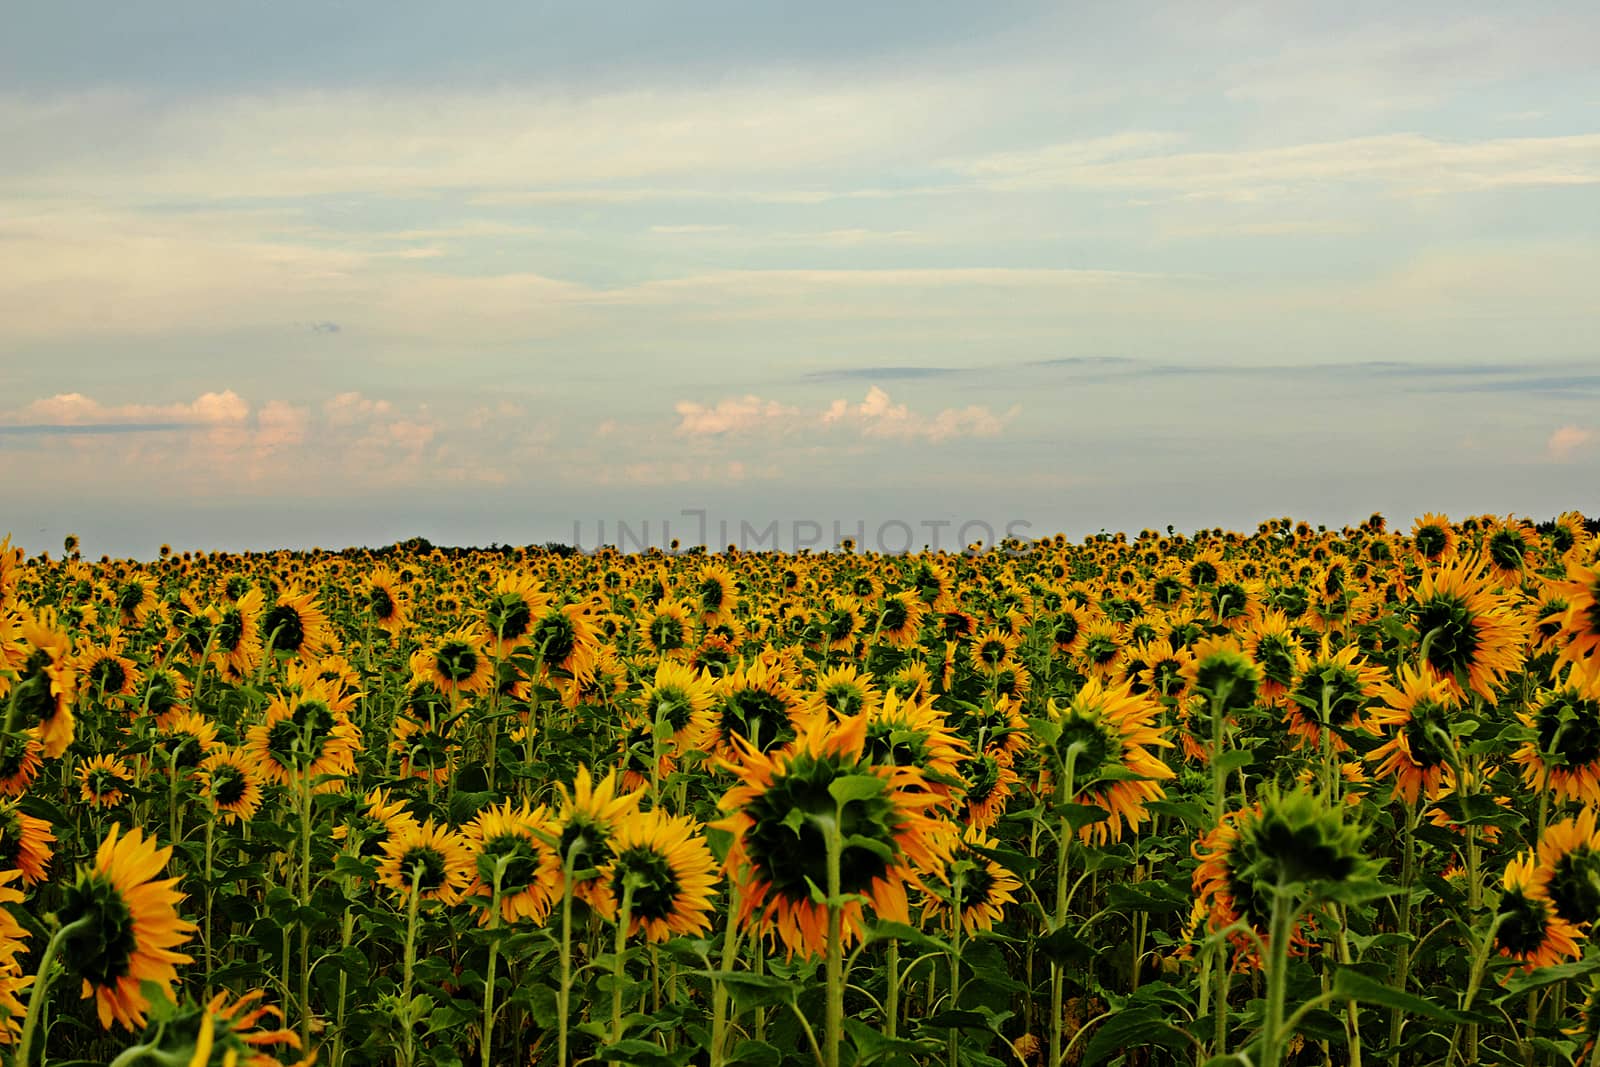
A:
[1,1,1598,557]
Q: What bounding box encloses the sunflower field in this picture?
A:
[3,512,1600,1067]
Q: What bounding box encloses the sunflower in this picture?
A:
[391,706,459,785]
[1409,555,1527,703]
[1411,514,1457,563]
[244,683,361,789]
[1551,561,1600,681]
[141,666,193,726]
[334,787,421,858]
[696,563,738,626]
[1537,809,1600,929]
[1127,638,1192,700]
[947,694,1030,763]
[199,749,264,825]
[887,661,935,702]
[1515,668,1600,804]
[59,825,196,1030]
[706,660,807,760]
[1367,665,1461,804]
[637,599,697,661]
[259,586,333,661]
[416,627,494,697]
[807,663,882,720]
[527,603,600,685]
[1495,852,1582,972]
[1481,517,1540,585]
[158,710,223,776]
[1244,612,1304,706]
[463,800,563,926]
[953,750,1022,831]
[1049,607,1089,657]
[1077,619,1126,680]
[1191,787,1375,964]
[552,766,645,908]
[0,869,30,1044]
[969,627,1020,675]
[481,572,548,656]
[76,635,143,706]
[715,712,949,958]
[0,734,43,798]
[1042,678,1175,843]
[638,660,715,754]
[181,989,311,1067]
[9,608,76,757]
[113,577,159,626]
[0,800,54,884]
[78,754,134,808]
[907,560,956,613]
[593,809,719,943]
[1550,511,1593,563]
[377,820,475,905]
[860,689,969,802]
[364,566,410,636]
[921,829,1022,937]
[876,591,928,649]
[1282,637,1386,750]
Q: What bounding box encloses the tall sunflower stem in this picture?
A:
[710,881,744,1066]
[557,843,579,1067]
[298,773,315,1049]
[823,809,846,1067]
[15,917,91,1067]
[481,859,507,1067]
[1049,751,1080,1067]
[1262,880,1296,1067]
[885,938,900,1040]
[610,880,637,1045]
[399,864,423,1067]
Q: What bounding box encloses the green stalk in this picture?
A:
[299,771,315,1049]
[481,859,507,1067]
[823,809,845,1067]
[610,880,637,1045]
[885,938,900,1040]
[710,881,744,1066]
[557,841,579,1067]
[15,918,92,1067]
[399,864,423,1067]
[1261,880,1295,1067]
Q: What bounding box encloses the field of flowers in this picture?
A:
[2,512,1600,1067]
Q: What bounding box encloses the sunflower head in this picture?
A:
[1183,636,1260,716]
[1230,785,1379,916]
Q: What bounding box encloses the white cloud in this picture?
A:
[1547,425,1596,461]
[680,386,1018,444]
[675,396,802,436]
[11,390,249,426]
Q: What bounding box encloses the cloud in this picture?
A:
[674,396,802,437]
[10,390,250,427]
[1547,425,1596,461]
[675,386,1018,444]
[949,132,1600,201]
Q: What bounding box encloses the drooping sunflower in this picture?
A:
[113,576,159,626]
[365,566,410,636]
[637,599,697,661]
[77,754,134,808]
[76,634,143,706]
[921,829,1022,937]
[378,820,475,906]
[243,683,361,789]
[637,659,715,753]
[259,586,333,661]
[1077,619,1126,680]
[695,563,739,626]
[876,590,929,649]
[593,809,719,943]
[860,689,969,802]
[1367,665,1461,804]
[947,694,1030,763]
[715,712,950,958]
[0,868,31,1044]
[1411,513,1457,564]
[1515,668,1600,804]
[334,787,421,858]
[390,705,459,786]
[1282,637,1386,750]
[1537,808,1600,929]
[1244,611,1303,707]
[416,627,494,697]
[1481,517,1540,585]
[10,607,76,757]
[1549,511,1593,563]
[1042,678,1175,843]
[59,824,196,1030]
[807,663,882,721]
[481,572,548,656]
[463,800,563,926]
[177,988,311,1067]
[199,748,264,826]
[0,734,44,798]
[953,750,1022,832]
[527,602,600,686]
[1409,555,1528,703]
[157,710,223,777]
[1125,637,1192,700]
[1495,852,1582,972]
[0,800,55,884]
[552,766,645,908]
[1551,561,1600,682]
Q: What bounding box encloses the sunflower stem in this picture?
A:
[481,858,507,1067]
[1261,879,1296,1067]
[299,770,315,1050]
[823,808,846,1067]
[610,878,637,1045]
[710,880,743,1066]
[885,937,900,1040]
[1049,749,1080,1067]
[15,917,91,1067]
[399,863,423,1067]
[557,840,579,1067]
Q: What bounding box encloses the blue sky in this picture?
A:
[2,2,1597,556]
